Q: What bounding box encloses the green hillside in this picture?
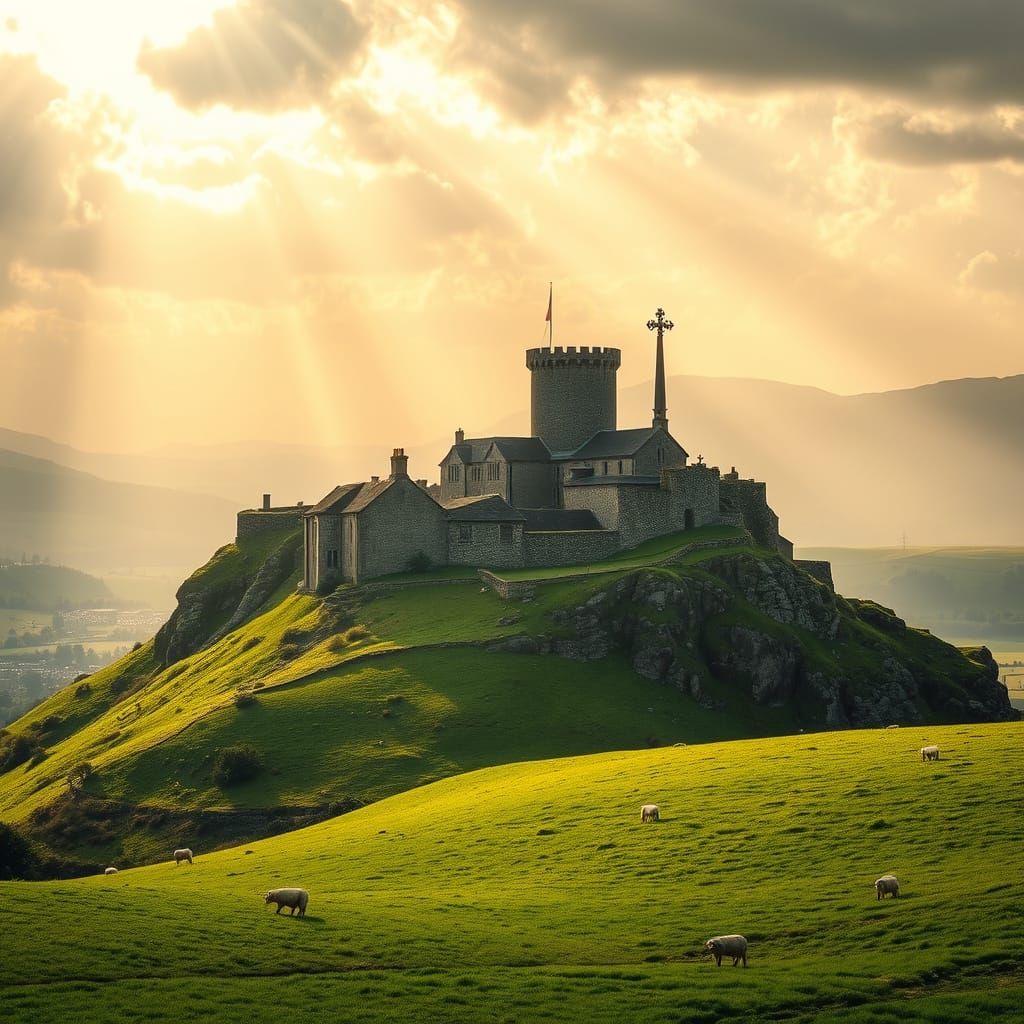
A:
[0,524,1014,870]
[2,723,1022,1022]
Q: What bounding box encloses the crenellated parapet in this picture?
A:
[525,346,621,370]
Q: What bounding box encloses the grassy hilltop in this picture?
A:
[0,524,1014,868]
[2,723,1022,1023]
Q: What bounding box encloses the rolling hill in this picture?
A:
[0,523,1012,871]
[2,722,1022,1022]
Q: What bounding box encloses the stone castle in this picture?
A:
[239,309,796,590]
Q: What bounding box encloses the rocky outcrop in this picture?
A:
[207,534,302,645]
[501,552,1018,728]
[154,533,301,667]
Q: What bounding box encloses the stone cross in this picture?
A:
[646,307,674,431]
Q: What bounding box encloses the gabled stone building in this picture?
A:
[286,307,793,591]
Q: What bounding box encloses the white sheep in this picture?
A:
[920,745,939,762]
[173,848,194,866]
[705,934,748,967]
[104,867,118,875]
[875,875,900,900]
[884,724,901,730]
[640,803,660,823]
[265,888,309,916]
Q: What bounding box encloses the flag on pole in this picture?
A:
[545,282,552,349]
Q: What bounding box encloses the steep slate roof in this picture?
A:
[487,437,551,462]
[442,494,526,521]
[567,427,657,459]
[305,477,400,516]
[304,482,366,516]
[520,508,604,531]
[562,475,661,487]
[345,477,396,513]
[441,436,551,465]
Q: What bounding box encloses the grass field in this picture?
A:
[3,722,1022,1022]
[498,525,746,581]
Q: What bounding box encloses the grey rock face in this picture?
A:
[514,553,1019,728]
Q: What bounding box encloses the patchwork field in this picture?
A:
[3,723,1023,1022]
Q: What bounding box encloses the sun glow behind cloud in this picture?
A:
[1,1,1023,456]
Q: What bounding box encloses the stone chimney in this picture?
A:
[455,427,465,445]
[390,448,409,479]
[262,493,271,511]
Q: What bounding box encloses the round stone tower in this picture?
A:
[526,345,621,452]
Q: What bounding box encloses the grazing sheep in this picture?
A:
[173,848,194,866]
[265,888,309,916]
[884,724,901,730]
[875,875,900,900]
[104,867,118,875]
[640,803,660,823]
[920,745,940,762]
[705,934,748,967]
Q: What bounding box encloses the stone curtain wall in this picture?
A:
[614,486,675,549]
[719,477,781,551]
[447,522,525,569]
[563,482,622,529]
[236,508,305,541]
[664,465,721,528]
[794,559,834,591]
[523,529,620,567]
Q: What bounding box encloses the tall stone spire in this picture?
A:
[646,307,674,431]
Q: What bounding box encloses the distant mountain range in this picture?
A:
[0,450,235,572]
[1,372,1022,557]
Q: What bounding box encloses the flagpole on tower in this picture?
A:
[545,282,553,350]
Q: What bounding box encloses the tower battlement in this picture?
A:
[526,345,620,451]
[525,346,621,369]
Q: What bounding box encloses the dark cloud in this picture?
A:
[851,109,1024,165]
[138,0,368,111]
[451,1,1024,118]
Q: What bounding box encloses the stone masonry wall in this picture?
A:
[236,507,305,541]
[447,521,525,569]
[613,485,677,549]
[795,559,834,591]
[527,347,620,452]
[508,461,555,508]
[663,464,721,528]
[719,477,781,551]
[523,529,620,567]
[633,431,688,475]
[356,479,447,581]
[563,482,622,529]
[317,514,341,590]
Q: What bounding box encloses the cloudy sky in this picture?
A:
[2,0,1023,451]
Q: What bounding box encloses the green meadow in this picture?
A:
[3,723,1022,1022]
